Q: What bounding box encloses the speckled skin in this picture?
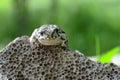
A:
[0,25,120,80]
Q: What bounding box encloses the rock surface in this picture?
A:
[0,36,120,80]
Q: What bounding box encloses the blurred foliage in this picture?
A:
[0,0,120,56]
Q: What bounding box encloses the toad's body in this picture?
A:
[0,25,120,80]
[30,25,68,48]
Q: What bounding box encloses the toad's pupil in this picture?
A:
[40,32,44,36]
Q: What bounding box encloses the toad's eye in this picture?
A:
[40,31,45,36]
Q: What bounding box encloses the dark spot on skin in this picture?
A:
[65,40,68,44]
[60,37,65,40]
[51,31,54,38]
[61,46,66,50]
[55,28,59,32]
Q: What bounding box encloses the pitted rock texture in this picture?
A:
[0,36,120,80]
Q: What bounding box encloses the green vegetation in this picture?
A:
[98,46,120,63]
[0,0,120,58]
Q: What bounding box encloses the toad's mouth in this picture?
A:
[39,39,61,46]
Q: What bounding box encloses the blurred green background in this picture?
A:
[0,0,120,56]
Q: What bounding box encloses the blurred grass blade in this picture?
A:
[98,46,120,63]
[95,35,100,59]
